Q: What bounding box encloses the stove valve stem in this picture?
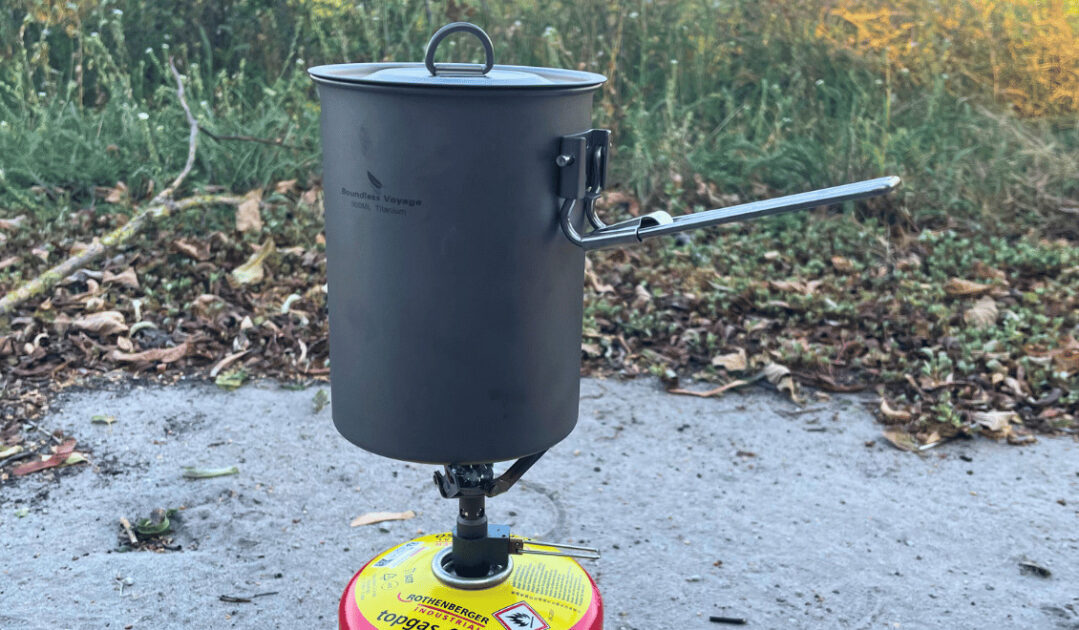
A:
[509,538,600,560]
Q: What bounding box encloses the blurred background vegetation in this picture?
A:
[1,0,1076,229]
[1,0,1076,437]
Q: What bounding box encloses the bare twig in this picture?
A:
[23,418,62,444]
[199,125,305,150]
[0,450,34,465]
[0,58,243,316]
[219,592,279,603]
[119,517,138,545]
[157,58,199,203]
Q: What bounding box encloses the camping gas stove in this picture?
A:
[339,456,602,630]
[310,21,898,630]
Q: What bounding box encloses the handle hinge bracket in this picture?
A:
[557,129,610,215]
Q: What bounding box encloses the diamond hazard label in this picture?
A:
[494,602,550,630]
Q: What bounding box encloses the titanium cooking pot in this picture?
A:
[309,22,899,464]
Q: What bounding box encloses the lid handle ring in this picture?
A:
[424,22,495,77]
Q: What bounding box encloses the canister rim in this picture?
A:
[308,62,606,90]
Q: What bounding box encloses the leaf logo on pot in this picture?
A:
[367,171,383,190]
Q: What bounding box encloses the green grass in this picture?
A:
[1,0,1076,229]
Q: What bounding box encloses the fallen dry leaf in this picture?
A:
[0,215,27,231]
[182,465,239,479]
[879,399,913,422]
[585,258,614,294]
[1002,376,1028,397]
[599,190,641,217]
[210,350,249,377]
[236,189,263,233]
[711,348,747,372]
[1019,560,1052,578]
[881,429,919,452]
[668,379,751,398]
[964,296,998,328]
[350,510,417,527]
[0,255,20,269]
[171,238,210,261]
[104,181,128,204]
[229,238,275,286]
[72,310,127,337]
[0,444,24,460]
[103,268,139,289]
[693,173,738,207]
[971,410,1018,433]
[50,312,72,335]
[896,253,922,270]
[301,187,321,206]
[191,293,225,317]
[972,261,1007,281]
[769,279,808,294]
[633,283,652,308]
[13,439,79,476]
[108,341,189,364]
[831,256,854,272]
[944,277,993,297]
[1054,349,1079,373]
[274,179,298,195]
[761,362,801,403]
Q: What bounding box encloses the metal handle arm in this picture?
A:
[563,176,901,251]
[637,176,901,241]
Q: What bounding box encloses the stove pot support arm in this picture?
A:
[557,129,901,251]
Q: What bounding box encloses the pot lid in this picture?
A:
[308,22,606,90]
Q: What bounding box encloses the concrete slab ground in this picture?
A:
[1,378,1077,629]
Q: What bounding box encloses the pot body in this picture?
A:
[316,80,598,464]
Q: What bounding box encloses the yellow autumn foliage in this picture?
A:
[289,0,355,20]
[20,0,100,35]
[820,0,1079,116]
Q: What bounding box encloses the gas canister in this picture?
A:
[339,534,602,630]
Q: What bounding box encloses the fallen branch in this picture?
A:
[199,125,305,150]
[0,59,242,316]
[0,194,241,316]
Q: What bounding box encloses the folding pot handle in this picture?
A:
[556,129,901,251]
[425,22,495,76]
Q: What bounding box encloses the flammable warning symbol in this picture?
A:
[494,601,550,630]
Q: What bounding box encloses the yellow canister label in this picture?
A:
[341,533,601,630]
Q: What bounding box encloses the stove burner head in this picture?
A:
[427,453,598,587]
